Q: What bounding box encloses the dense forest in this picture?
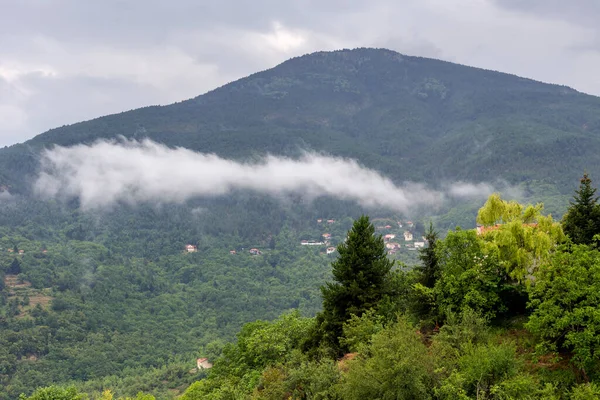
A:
[15,173,600,399]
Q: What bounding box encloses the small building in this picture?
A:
[18,249,24,255]
[229,250,237,255]
[326,247,336,254]
[327,219,335,224]
[403,231,413,241]
[414,241,425,248]
[249,248,262,255]
[406,221,414,227]
[42,249,48,254]
[317,219,323,223]
[302,240,324,246]
[386,242,401,250]
[384,234,396,242]
[7,248,13,253]
[387,249,397,255]
[397,221,403,228]
[322,233,332,240]
[197,358,213,370]
[185,244,198,253]
[385,225,392,229]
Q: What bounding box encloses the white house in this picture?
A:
[403,231,413,241]
[414,241,425,248]
[384,234,396,242]
[185,244,198,253]
[197,358,213,370]
[326,247,336,254]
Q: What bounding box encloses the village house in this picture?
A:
[327,219,335,224]
[229,250,237,255]
[386,242,401,250]
[197,358,213,370]
[403,231,413,241]
[387,249,397,255]
[384,234,396,242]
[326,247,336,254]
[301,240,325,246]
[7,248,13,253]
[414,241,425,248]
[385,225,392,229]
[317,219,323,223]
[185,244,198,253]
[249,248,262,255]
[18,250,24,255]
[322,233,332,240]
[397,221,403,228]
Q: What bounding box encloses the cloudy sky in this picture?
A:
[1,0,599,147]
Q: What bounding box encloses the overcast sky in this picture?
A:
[1,0,599,147]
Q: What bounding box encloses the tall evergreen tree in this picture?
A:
[317,215,394,353]
[417,222,439,288]
[562,173,600,245]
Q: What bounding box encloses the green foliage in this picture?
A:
[19,386,86,400]
[417,222,440,289]
[477,194,565,282]
[562,173,600,245]
[527,245,600,373]
[181,312,313,399]
[570,382,600,399]
[337,316,433,400]
[433,229,507,320]
[317,215,394,352]
[340,309,384,353]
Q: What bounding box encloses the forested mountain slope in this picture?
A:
[2,47,600,193]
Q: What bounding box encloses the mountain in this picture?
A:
[1,48,600,398]
[2,47,600,194]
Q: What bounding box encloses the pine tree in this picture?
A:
[417,222,439,288]
[562,173,600,245]
[318,215,393,353]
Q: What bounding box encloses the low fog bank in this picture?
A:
[34,139,506,211]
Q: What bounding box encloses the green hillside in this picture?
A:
[2,47,600,193]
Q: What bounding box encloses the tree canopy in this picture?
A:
[562,173,600,245]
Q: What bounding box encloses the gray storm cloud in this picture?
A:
[35,139,496,211]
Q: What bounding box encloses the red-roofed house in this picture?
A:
[185,244,198,253]
[197,358,213,369]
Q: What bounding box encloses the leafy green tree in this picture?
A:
[317,215,394,353]
[562,173,600,245]
[433,229,506,320]
[19,386,87,400]
[527,244,600,375]
[337,316,433,400]
[477,194,564,282]
[571,383,600,399]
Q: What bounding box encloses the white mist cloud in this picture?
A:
[446,182,496,198]
[35,139,496,211]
